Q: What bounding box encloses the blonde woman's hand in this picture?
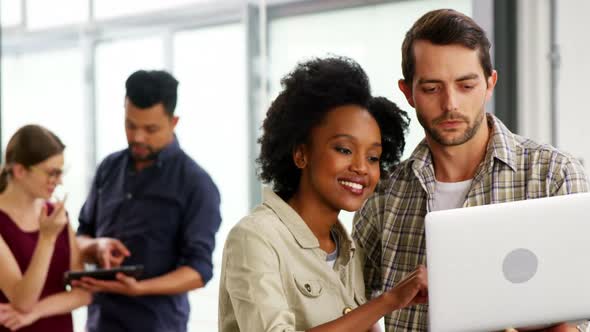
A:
[38,197,68,241]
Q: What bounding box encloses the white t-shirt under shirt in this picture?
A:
[326,228,339,269]
[431,179,473,212]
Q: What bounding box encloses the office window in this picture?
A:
[557,1,590,168]
[173,22,248,331]
[270,0,472,160]
[94,0,209,20]
[26,0,88,29]
[1,0,22,27]
[94,36,165,162]
[1,48,88,231]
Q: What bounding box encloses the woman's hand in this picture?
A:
[382,265,428,310]
[0,303,38,331]
[505,323,578,332]
[38,199,68,241]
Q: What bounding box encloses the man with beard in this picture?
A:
[75,70,221,332]
[352,9,589,332]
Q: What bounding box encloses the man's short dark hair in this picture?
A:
[125,70,179,116]
[402,9,492,84]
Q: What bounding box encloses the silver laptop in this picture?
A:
[425,193,590,332]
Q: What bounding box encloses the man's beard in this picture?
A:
[129,143,159,161]
[418,108,485,146]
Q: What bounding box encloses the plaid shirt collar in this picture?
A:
[408,113,519,176]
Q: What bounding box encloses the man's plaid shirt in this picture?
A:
[352,114,589,331]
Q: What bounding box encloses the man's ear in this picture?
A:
[171,115,179,129]
[293,145,308,169]
[485,70,498,102]
[398,79,415,108]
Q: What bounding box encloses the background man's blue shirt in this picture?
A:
[78,137,222,332]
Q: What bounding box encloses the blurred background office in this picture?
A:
[1,0,588,330]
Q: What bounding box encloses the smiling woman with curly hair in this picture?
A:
[258,57,409,201]
[219,56,427,332]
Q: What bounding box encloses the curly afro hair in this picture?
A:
[257,56,410,200]
[368,96,410,171]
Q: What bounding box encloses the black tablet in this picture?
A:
[64,265,144,286]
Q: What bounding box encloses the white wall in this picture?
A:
[517,0,552,145]
[518,0,590,169]
[556,0,590,167]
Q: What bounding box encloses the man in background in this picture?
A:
[75,70,222,332]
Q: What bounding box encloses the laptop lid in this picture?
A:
[425,193,590,332]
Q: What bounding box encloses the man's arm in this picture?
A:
[175,173,222,285]
[72,265,202,296]
[551,156,589,196]
[137,266,203,294]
